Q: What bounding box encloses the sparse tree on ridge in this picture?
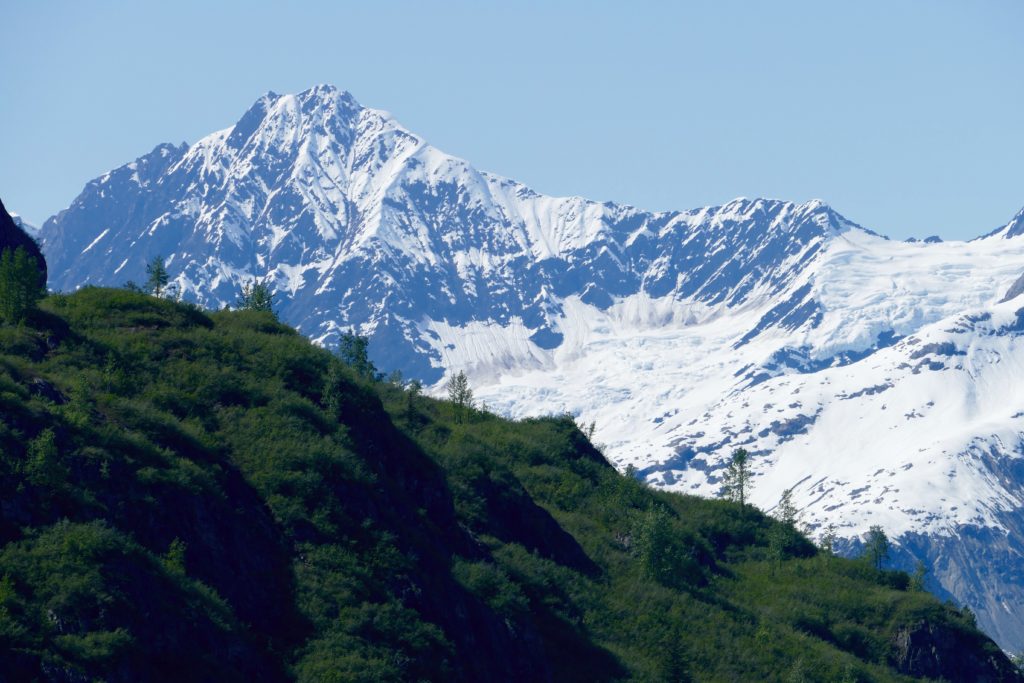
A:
[819,522,838,561]
[447,370,474,409]
[145,255,169,297]
[910,560,929,591]
[446,370,474,423]
[767,488,801,572]
[237,277,274,313]
[405,378,422,417]
[721,448,752,507]
[337,328,378,380]
[864,525,890,570]
[774,488,800,528]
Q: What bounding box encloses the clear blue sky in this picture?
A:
[2,0,1022,240]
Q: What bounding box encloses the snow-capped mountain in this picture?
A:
[39,85,1024,651]
[473,226,1024,650]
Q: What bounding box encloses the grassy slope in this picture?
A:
[0,288,1018,682]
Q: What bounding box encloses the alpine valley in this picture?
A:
[39,85,1024,652]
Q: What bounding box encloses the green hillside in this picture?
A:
[0,288,1019,682]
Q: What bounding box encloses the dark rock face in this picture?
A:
[891,620,1022,682]
[0,197,47,288]
[896,520,1024,657]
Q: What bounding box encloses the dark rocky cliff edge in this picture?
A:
[0,196,47,288]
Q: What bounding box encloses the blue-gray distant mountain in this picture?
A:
[39,85,1024,652]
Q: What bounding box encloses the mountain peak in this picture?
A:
[975,205,1024,240]
[710,197,861,241]
[300,82,354,100]
[252,84,358,106]
[293,84,362,117]
[717,196,835,216]
[1002,205,1024,238]
[219,84,369,157]
[38,89,873,346]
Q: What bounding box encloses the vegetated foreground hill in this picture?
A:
[0,288,1019,682]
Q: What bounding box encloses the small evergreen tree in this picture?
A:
[448,370,475,409]
[337,329,378,380]
[819,522,838,561]
[447,370,474,409]
[237,278,274,313]
[765,490,801,572]
[145,255,169,297]
[322,361,347,419]
[446,370,474,423]
[720,448,752,507]
[774,488,800,528]
[0,247,45,323]
[405,378,422,418]
[767,523,788,574]
[864,525,890,570]
[657,624,691,682]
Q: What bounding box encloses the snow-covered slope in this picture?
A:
[470,222,1024,650]
[39,85,1024,651]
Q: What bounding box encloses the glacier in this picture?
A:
[39,85,1024,651]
